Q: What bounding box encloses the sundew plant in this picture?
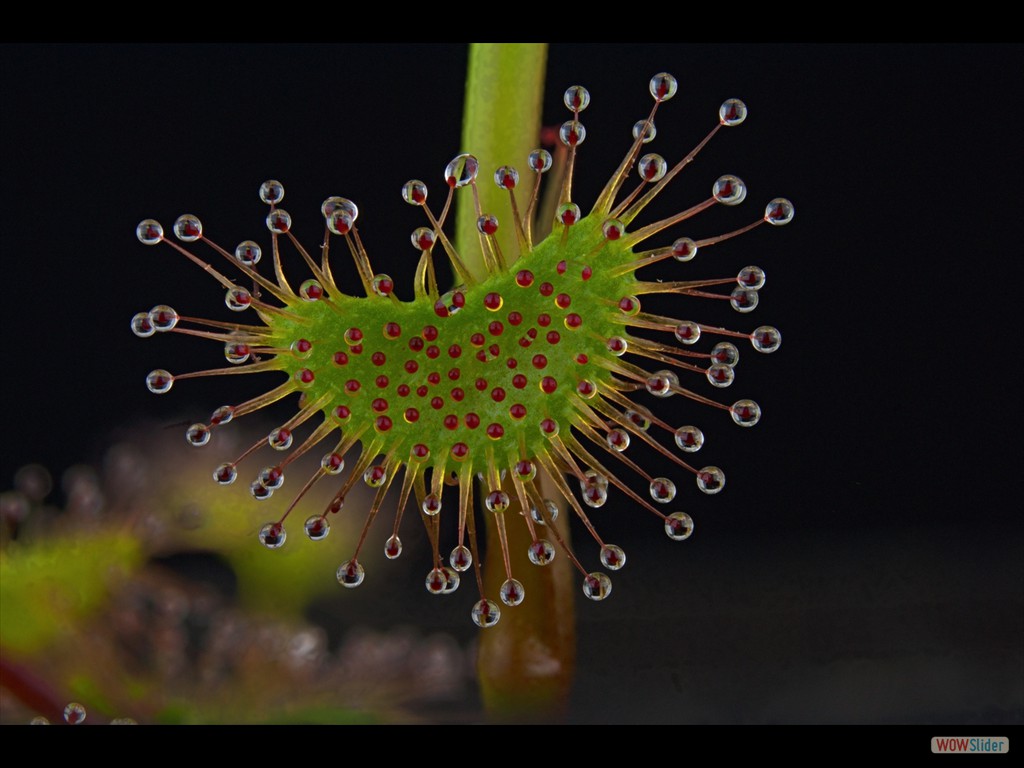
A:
[131,48,792,647]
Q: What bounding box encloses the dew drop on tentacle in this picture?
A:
[527,149,552,174]
[751,326,782,353]
[337,559,365,588]
[500,578,525,606]
[425,567,447,595]
[730,399,761,427]
[266,209,292,234]
[632,119,656,143]
[765,198,795,225]
[674,321,701,345]
[563,85,590,112]
[146,369,173,394]
[234,240,262,266]
[664,512,694,541]
[674,426,704,453]
[213,462,237,485]
[710,342,740,367]
[259,179,284,205]
[649,477,677,504]
[304,515,330,541]
[385,534,403,559]
[706,363,735,388]
[528,539,556,566]
[148,305,178,332]
[173,214,202,242]
[638,153,667,182]
[719,98,748,126]
[583,572,612,601]
[696,467,726,495]
[600,545,627,571]
[737,265,766,290]
[444,153,479,188]
[713,175,747,206]
[131,312,155,338]
[472,599,501,628]
[258,522,287,549]
[136,219,164,245]
[63,703,86,725]
[649,72,678,102]
[185,423,211,447]
[450,544,472,571]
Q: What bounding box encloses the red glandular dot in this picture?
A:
[334,405,351,420]
[576,353,589,364]
[516,270,534,288]
[405,408,420,423]
[345,379,360,393]
[452,292,466,309]
[423,326,439,341]
[484,292,502,310]
[426,346,440,359]
[345,328,363,344]
[428,372,441,385]
[372,351,386,366]
[405,360,419,374]
[467,334,483,348]
[375,375,389,388]
[412,443,429,460]
[581,265,593,280]
[540,418,558,435]
[417,385,428,397]
[384,322,401,339]
[541,376,557,394]
[489,321,504,336]
[565,313,582,329]
[476,350,488,362]
[465,413,480,429]
[375,416,392,431]
[577,380,596,397]
[532,354,548,369]
[329,497,344,514]
[512,374,527,389]
[527,328,538,339]
[451,387,465,401]
[397,384,411,397]
[539,282,554,297]
[491,387,506,402]
[451,443,469,460]
[333,351,349,366]
[372,398,388,412]
[351,344,363,355]
[297,368,315,384]
[444,415,459,430]
[556,293,571,309]
[293,338,312,354]
[409,337,424,352]
[434,301,449,318]
[475,378,488,391]
[507,358,518,369]
[430,397,444,410]
[487,423,504,439]
[537,314,551,327]
[518,337,532,348]
[508,311,523,326]
[448,344,462,358]
[509,404,527,420]
[557,260,567,274]
[547,331,561,344]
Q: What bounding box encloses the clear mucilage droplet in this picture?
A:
[444,153,479,188]
[665,512,694,540]
[583,572,612,601]
[471,599,501,628]
[258,522,286,549]
[337,559,365,588]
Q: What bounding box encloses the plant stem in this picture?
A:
[455,43,577,721]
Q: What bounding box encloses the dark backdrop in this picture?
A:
[1,43,1020,725]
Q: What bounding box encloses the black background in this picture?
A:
[1,43,1020,726]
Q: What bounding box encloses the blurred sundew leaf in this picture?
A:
[0,530,143,653]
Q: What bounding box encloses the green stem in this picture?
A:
[456,43,548,282]
[456,43,577,722]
